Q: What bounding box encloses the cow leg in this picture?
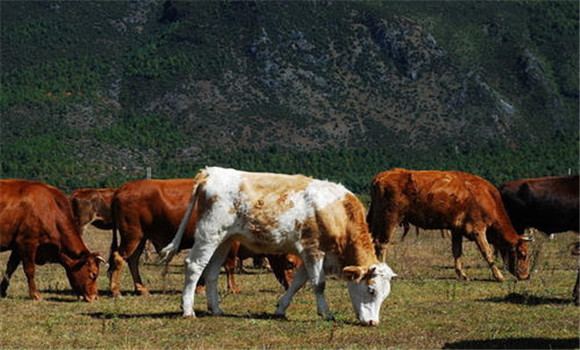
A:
[473,230,504,282]
[181,240,222,318]
[204,242,234,315]
[20,249,41,301]
[400,222,410,242]
[109,233,144,298]
[126,239,150,296]
[224,241,241,294]
[108,250,126,298]
[0,251,21,298]
[451,231,469,281]
[275,264,309,317]
[308,256,332,320]
[376,219,400,262]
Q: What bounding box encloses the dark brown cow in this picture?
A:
[367,168,531,282]
[108,179,298,297]
[500,175,579,304]
[0,180,105,301]
[499,175,579,235]
[69,188,115,235]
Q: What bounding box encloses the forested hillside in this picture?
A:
[1,1,578,193]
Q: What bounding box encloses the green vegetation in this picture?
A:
[1,228,578,349]
[1,1,578,192]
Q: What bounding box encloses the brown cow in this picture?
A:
[0,180,105,301]
[500,175,579,304]
[108,179,298,297]
[69,188,115,235]
[367,168,531,282]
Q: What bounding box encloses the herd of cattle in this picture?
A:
[0,167,578,326]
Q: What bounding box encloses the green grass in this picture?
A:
[1,229,578,349]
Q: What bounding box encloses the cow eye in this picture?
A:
[368,286,376,296]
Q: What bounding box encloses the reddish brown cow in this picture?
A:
[500,175,579,304]
[0,180,105,301]
[69,188,115,235]
[108,179,299,297]
[236,244,303,290]
[367,168,531,282]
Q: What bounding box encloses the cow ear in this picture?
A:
[343,266,368,282]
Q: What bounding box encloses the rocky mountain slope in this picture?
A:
[1,1,578,191]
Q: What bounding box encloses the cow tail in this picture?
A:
[159,178,200,263]
[108,196,120,275]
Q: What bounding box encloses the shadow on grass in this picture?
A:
[84,310,285,321]
[85,311,184,319]
[84,310,360,325]
[443,337,579,349]
[480,292,573,306]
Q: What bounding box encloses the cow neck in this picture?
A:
[58,219,90,260]
[341,233,379,268]
[496,221,520,245]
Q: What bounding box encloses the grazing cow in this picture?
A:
[500,175,579,304]
[236,245,303,290]
[0,180,105,301]
[69,188,115,235]
[160,167,396,326]
[367,168,530,282]
[108,179,298,297]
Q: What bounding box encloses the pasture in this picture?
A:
[1,227,578,349]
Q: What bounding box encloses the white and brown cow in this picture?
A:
[160,167,396,326]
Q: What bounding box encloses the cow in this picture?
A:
[160,167,396,326]
[499,175,579,304]
[108,178,299,298]
[69,187,115,235]
[499,175,579,235]
[0,180,106,301]
[367,168,530,282]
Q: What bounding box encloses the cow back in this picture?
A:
[113,179,197,250]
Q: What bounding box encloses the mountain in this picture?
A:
[1,1,578,193]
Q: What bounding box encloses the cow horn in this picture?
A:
[520,235,534,242]
[96,255,109,268]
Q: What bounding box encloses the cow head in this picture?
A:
[343,263,397,326]
[62,252,106,301]
[499,237,531,280]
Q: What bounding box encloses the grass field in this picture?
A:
[1,227,578,349]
